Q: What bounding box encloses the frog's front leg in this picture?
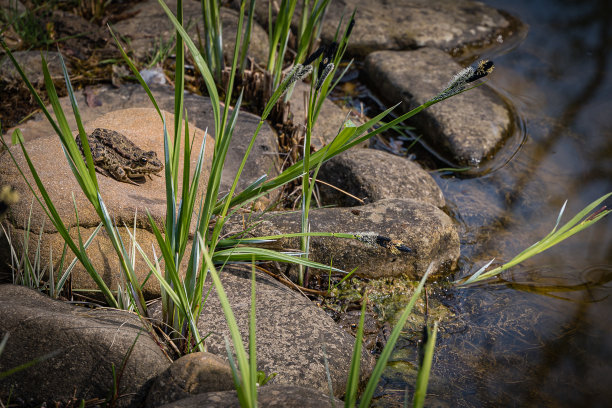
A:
[108,165,139,186]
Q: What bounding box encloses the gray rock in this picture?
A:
[0,284,171,407]
[318,148,445,208]
[145,352,235,407]
[113,0,269,64]
[158,384,342,407]
[224,198,459,279]
[365,47,512,166]
[0,108,212,297]
[149,267,376,397]
[236,0,523,57]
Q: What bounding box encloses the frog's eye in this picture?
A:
[140,157,148,164]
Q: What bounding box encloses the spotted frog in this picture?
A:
[76,128,163,185]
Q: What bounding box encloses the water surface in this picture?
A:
[367,0,612,406]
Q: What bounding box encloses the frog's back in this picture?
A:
[90,128,142,161]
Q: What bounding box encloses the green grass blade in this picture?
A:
[249,260,257,401]
[108,25,163,118]
[199,235,253,406]
[157,0,220,134]
[413,322,438,408]
[358,263,434,407]
[345,295,367,407]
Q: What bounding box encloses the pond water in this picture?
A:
[353,0,612,406]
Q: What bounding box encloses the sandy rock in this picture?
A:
[0,108,213,296]
[318,148,445,208]
[145,352,235,407]
[112,0,269,64]
[365,48,512,166]
[158,384,342,407]
[6,83,280,196]
[149,267,375,397]
[236,0,523,57]
[224,198,459,279]
[0,284,170,407]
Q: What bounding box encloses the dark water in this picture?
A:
[363,0,612,406]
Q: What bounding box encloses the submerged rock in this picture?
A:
[318,148,445,208]
[148,267,375,398]
[365,47,512,166]
[0,284,170,406]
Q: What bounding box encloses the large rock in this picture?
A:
[224,198,459,279]
[0,108,213,296]
[0,284,171,406]
[113,0,269,64]
[236,0,523,57]
[158,384,342,407]
[365,47,512,166]
[145,352,236,407]
[149,267,376,398]
[6,82,280,196]
[318,148,445,208]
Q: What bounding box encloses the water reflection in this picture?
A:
[374,0,612,406]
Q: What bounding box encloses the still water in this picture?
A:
[365,0,612,406]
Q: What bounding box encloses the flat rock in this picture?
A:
[158,384,342,407]
[0,284,171,406]
[113,0,269,64]
[224,198,459,279]
[365,47,512,166]
[318,148,445,208]
[149,267,375,397]
[237,0,522,57]
[5,82,280,197]
[145,352,235,407]
[0,108,213,296]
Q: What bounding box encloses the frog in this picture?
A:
[76,128,163,185]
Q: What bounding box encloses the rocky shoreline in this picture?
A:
[0,0,524,405]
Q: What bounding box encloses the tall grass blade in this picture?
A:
[358,263,435,407]
[344,295,367,407]
[413,322,438,408]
